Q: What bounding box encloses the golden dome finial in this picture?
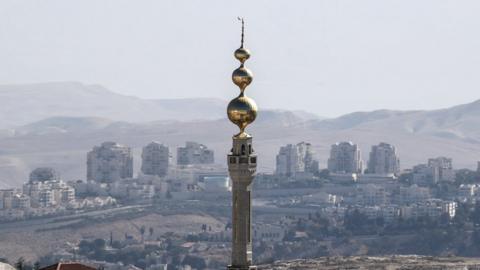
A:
[228,18,257,137]
[234,18,250,64]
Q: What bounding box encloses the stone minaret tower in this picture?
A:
[226,18,258,270]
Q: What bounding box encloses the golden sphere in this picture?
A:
[232,66,253,90]
[227,95,258,131]
[234,47,251,63]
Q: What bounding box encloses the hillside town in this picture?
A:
[0,140,467,224]
[2,139,480,269]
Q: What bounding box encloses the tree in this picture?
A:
[182,255,206,270]
[92,239,107,260]
[472,201,480,225]
[344,209,368,234]
[79,240,92,255]
[15,257,25,270]
[440,213,450,226]
[111,240,122,249]
[455,169,480,185]
[33,262,40,270]
[93,238,106,250]
[140,226,146,243]
[453,202,469,227]
[375,216,385,228]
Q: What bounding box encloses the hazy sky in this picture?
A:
[1,0,480,117]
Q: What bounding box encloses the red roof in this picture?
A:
[40,262,97,270]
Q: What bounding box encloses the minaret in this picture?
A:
[227,18,258,270]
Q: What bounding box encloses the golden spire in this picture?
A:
[227,18,258,138]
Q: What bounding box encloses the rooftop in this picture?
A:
[40,262,96,270]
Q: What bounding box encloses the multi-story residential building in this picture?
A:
[381,205,399,223]
[302,192,338,205]
[428,157,455,183]
[276,144,303,176]
[327,141,363,174]
[12,194,30,209]
[23,173,75,208]
[361,206,382,220]
[356,184,388,206]
[397,184,431,204]
[38,189,54,207]
[301,142,319,174]
[412,164,434,186]
[201,176,230,192]
[367,142,400,175]
[127,183,155,201]
[87,142,133,183]
[275,142,318,176]
[0,189,14,210]
[141,142,170,177]
[253,224,285,243]
[400,199,456,219]
[351,206,399,223]
[177,141,214,165]
[412,157,454,185]
[458,184,479,201]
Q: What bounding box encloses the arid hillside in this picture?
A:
[259,256,480,269]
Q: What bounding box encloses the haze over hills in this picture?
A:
[1,82,480,188]
[0,82,228,128]
[0,82,322,129]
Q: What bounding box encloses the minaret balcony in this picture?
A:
[228,155,257,165]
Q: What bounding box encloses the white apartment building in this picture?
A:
[23,179,75,208]
[400,199,457,219]
[275,142,318,177]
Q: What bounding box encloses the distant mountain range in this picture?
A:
[0,82,321,129]
[0,82,480,188]
[0,82,228,128]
